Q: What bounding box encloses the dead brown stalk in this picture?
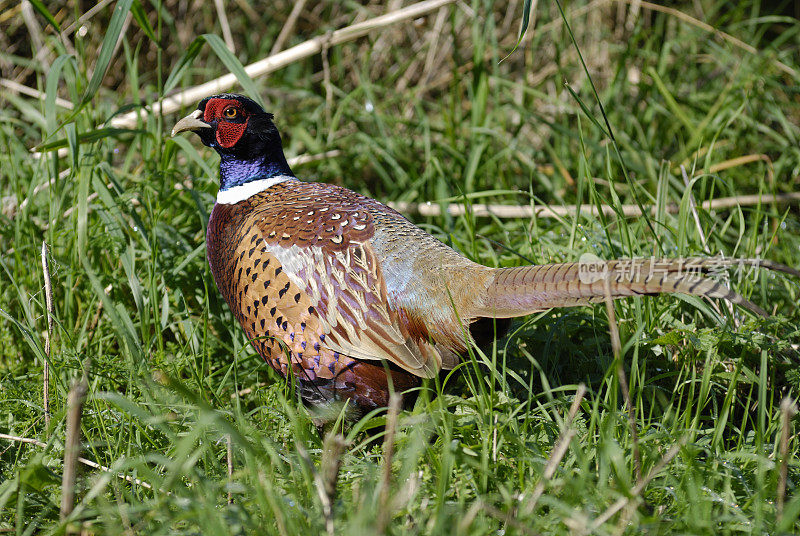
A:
[389,191,800,219]
[41,242,53,432]
[0,432,154,491]
[60,372,89,529]
[295,433,347,536]
[777,397,798,522]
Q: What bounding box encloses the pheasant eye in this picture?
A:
[223,107,238,119]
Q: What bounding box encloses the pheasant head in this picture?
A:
[172,93,294,191]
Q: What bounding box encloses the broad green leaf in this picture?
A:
[65,121,78,169]
[502,0,534,59]
[82,0,135,103]
[163,37,204,95]
[130,0,159,45]
[19,456,61,492]
[44,55,77,135]
[170,135,215,179]
[26,0,60,31]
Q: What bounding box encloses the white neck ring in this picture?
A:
[216,175,292,204]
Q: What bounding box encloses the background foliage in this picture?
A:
[1,0,799,533]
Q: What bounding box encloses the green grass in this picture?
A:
[1,1,800,534]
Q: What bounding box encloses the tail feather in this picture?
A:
[473,257,799,318]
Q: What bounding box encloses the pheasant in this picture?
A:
[173,93,799,413]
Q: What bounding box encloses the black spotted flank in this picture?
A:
[278,282,290,298]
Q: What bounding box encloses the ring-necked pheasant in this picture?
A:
[173,93,799,413]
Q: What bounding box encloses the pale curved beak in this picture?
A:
[171,109,211,137]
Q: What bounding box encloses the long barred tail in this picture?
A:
[474,257,800,318]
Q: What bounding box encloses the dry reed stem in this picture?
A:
[270,0,309,55]
[0,79,74,109]
[230,0,258,20]
[60,373,89,525]
[376,393,402,533]
[108,0,457,130]
[41,242,53,432]
[226,434,233,504]
[320,433,347,536]
[418,6,449,87]
[20,1,49,72]
[389,191,800,219]
[777,396,797,522]
[0,433,49,448]
[0,432,154,490]
[62,0,114,36]
[295,435,345,536]
[17,168,73,211]
[703,154,774,184]
[321,31,334,129]
[603,277,642,484]
[213,0,235,52]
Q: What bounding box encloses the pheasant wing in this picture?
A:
[249,185,445,379]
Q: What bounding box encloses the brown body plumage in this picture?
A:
[174,94,800,413]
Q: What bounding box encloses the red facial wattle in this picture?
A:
[215,121,247,148]
[203,98,249,149]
